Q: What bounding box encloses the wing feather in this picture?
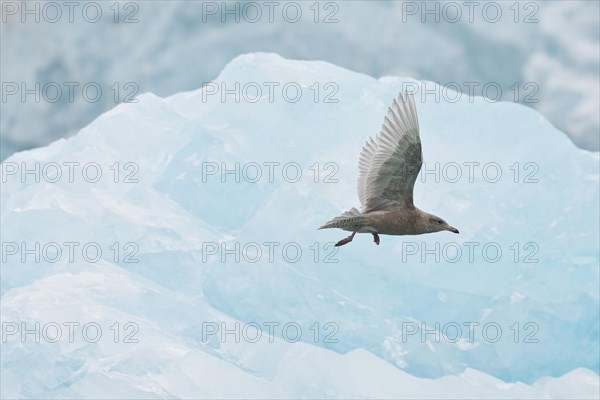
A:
[356,91,422,212]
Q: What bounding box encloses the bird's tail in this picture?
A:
[318,207,367,230]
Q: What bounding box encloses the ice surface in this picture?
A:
[1,53,599,399]
[2,1,599,160]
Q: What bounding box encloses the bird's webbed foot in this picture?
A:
[372,233,380,245]
[335,231,357,247]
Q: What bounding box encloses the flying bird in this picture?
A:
[319,91,459,247]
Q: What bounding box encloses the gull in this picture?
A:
[319,91,459,247]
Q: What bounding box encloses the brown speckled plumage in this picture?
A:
[319,91,459,246]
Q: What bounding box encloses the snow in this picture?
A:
[1,53,599,399]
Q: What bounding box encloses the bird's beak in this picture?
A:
[448,226,459,234]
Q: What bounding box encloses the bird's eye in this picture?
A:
[437,220,442,224]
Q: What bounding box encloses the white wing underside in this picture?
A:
[357,91,422,213]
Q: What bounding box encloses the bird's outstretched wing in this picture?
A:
[357,91,422,212]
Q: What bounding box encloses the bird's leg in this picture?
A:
[372,233,380,245]
[335,231,357,247]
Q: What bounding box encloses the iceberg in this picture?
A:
[2,1,599,160]
[1,53,598,398]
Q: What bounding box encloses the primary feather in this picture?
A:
[357,91,422,212]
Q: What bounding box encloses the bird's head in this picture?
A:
[425,214,459,234]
